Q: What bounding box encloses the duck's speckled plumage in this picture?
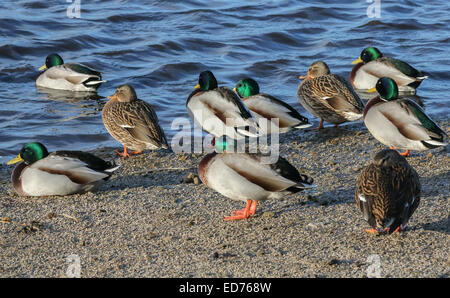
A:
[102,84,168,151]
[355,149,421,234]
[297,61,365,125]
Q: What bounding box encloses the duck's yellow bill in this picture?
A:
[194,84,200,90]
[352,57,363,65]
[39,64,47,71]
[367,87,377,93]
[233,87,237,93]
[298,75,306,80]
[7,154,24,165]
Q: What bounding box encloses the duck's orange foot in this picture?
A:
[115,150,130,158]
[392,225,406,233]
[115,147,143,158]
[310,119,324,130]
[365,227,389,234]
[224,200,257,221]
[365,228,380,234]
[390,146,410,157]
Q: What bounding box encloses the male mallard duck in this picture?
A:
[7,142,119,196]
[364,77,447,157]
[297,61,365,129]
[234,78,311,134]
[198,150,314,220]
[186,71,260,141]
[102,84,168,158]
[355,149,421,234]
[351,47,427,93]
[36,53,106,92]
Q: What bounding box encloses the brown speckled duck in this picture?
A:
[297,61,365,129]
[355,149,421,234]
[102,84,168,158]
[198,150,314,220]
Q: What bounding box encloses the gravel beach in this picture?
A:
[0,119,448,278]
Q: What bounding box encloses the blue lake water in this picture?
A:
[0,0,449,163]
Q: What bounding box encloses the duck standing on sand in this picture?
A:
[36,53,106,92]
[102,84,168,158]
[198,150,314,220]
[351,47,427,93]
[234,78,311,134]
[186,71,260,142]
[7,142,119,196]
[364,77,446,157]
[297,61,365,129]
[355,149,421,234]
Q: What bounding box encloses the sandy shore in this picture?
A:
[0,119,448,278]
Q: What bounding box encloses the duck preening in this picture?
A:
[355,149,421,234]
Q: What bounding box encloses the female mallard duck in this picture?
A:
[297,61,365,129]
[7,142,119,196]
[102,84,168,158]
[186,71,260,141]
[351,47,427,93]
[233,78,311,134]
[364,77,446,157]
[198,150,314,220]
[36,53,106,92]
[355,149,421,234]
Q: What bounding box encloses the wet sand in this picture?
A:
[0,119,448,278]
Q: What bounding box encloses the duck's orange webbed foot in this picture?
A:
[225,200,257,221]
[310,119,324,130]
[365,228,380,234]
[390,146,410,157]
[115,147,142,158]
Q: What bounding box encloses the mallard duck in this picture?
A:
[198,150,314,220]
[36,53,106,92]
[364,77,447,157]
[355,149,421,234]
[233,78,311,134]
[351,47,427,93]
[102,84,168,158]
[297,61,365,129]
[7,142,119,196]
[186,71,260,141]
